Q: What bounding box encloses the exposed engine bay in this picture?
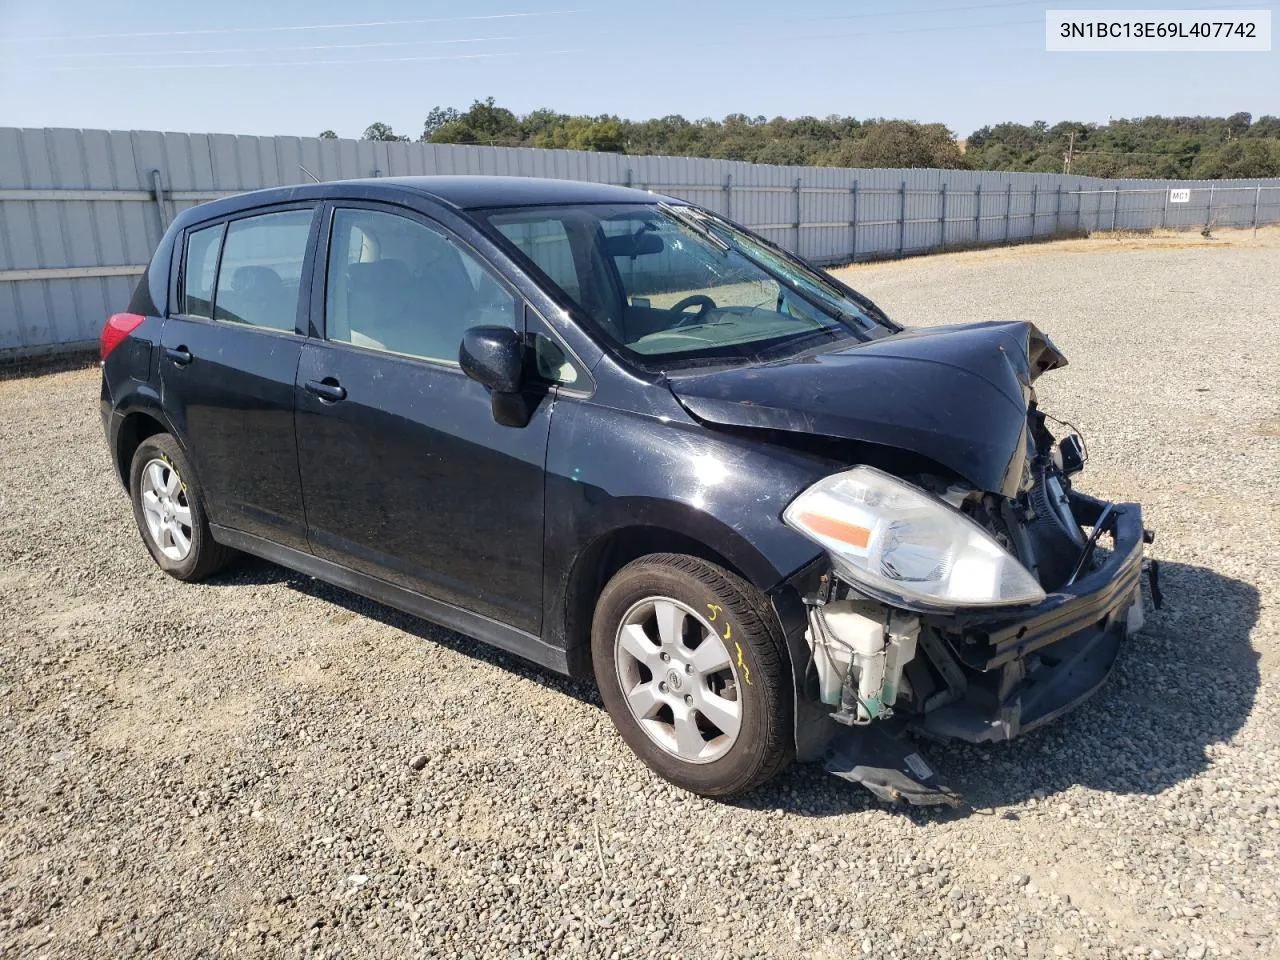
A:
[793,408,1158,806]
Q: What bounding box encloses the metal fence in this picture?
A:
[2,126,1279,359]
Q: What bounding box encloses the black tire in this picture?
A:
[591,553,793,798]
[128,433,235,581]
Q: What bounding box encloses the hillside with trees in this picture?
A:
[342,101,1280,179]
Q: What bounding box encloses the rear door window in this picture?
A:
[213,210,314,332]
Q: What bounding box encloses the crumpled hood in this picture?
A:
[668,321,1067,498]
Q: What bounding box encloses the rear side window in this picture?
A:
[213,210,314,332]
[181,224,224,319]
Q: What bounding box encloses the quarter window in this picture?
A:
[213,210,314,332]
[181,224,223,319]
[324,209,515,363]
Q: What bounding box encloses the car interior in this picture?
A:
[325,211,512,362]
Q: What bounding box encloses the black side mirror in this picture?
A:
[459,326,530,427]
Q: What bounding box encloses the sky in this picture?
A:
[0,0,1275,138]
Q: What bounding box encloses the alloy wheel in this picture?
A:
[614,596,742,764]
[139,458,193,562]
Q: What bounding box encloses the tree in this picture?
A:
[421,107,460,141]
[841,121,968,169]
[428,97,521,145]
[1225,111,1252,140]
[1192,139,1280,179]
[376,101,1280,178]
[318,129,338,140]
[361,122,409,142]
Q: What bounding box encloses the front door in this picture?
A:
[160,206,317,551]
[294,204,550,634]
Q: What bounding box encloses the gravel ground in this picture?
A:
[1,228,1277,959]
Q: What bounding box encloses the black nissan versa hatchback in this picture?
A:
[100,176,1157,804]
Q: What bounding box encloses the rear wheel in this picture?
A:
[591,554,792,797]
[129,434,235,581]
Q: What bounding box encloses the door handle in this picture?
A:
[304,378,347,403]
[165,346,193,366]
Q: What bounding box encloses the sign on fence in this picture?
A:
[1169,188,1192,203]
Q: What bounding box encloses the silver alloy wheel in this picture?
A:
[614,596,742,764]
[139,458,193,562]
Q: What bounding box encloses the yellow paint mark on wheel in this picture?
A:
[734,639,751,686]
[706,603,722,622]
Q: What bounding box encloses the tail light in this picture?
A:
[100,313,146,361]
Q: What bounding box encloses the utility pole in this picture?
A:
[1063,131,1075,175]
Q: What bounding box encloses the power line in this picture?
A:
[11,15,1048,71]
[0,8,589,44]
[17,35,527,60]
[9,0,1268,71]
[3,0,1057,61]
[30,49,587,73]
[11,0,1264,48]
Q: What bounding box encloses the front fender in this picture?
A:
[542,396,831,683]
[546,399,828,588]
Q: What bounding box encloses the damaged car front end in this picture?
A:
[670,319,1159,806]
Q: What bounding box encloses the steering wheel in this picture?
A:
[666,294,717,326]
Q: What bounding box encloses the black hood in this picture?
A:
[668,321,1067,498]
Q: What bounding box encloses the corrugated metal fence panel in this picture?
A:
[3,126,1280,357]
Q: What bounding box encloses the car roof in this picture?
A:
[173,176,664,230]
[376,176,657,209]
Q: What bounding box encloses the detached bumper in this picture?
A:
[918,493,1149,743]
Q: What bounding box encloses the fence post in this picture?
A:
[724,173,733,220]
[1206,184,1215,229]
[1054,184,1062,235]
[793,177,802,255]
[1111,189,1119,232]
[1254,184,1262,238]
[1161,186,1169,229]
[974,183,982,243]
[1003,182,1012,243]
[1030,183,1038,238]
[850,179,859,262]
[1078,183,1084,232]
[939,182,948,248]
[625,167,633,188]
[898,180,907,257]
[150,169,170,230]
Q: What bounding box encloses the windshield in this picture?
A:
[477,202,894,369]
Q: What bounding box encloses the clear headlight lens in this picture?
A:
[783,466,1046,608]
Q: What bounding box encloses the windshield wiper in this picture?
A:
[657,202,730,252]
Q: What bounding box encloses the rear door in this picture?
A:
[294,202,551,633]
[160,205,319,551]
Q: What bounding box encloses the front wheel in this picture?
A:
[591,554,793,797]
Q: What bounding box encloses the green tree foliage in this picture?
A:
[365,102,1280,178]
[318,129,338,140]
[966,113,1280,179]
[361,122,410,142]
[421,107,460,141]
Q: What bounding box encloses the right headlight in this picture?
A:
[783,466,1046,609]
